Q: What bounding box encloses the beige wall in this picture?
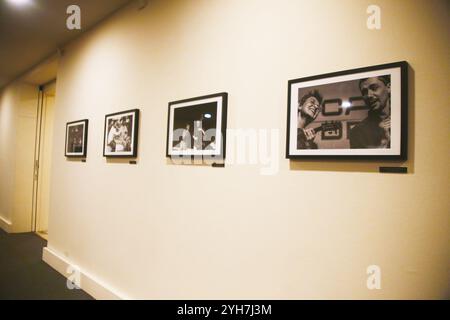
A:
[0,81,38,232]
[0,86,17,227]
[47,0,449,299]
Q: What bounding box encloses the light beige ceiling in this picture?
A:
[0,0,132,89]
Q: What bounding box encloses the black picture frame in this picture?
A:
[65,119,88,158]
[166,92,228,160]
[103,109,140,158]
[286,61,408,160]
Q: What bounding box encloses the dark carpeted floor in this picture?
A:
[0,228,93,300]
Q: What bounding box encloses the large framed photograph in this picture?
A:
[103,109,140,158]
[166,92,228,159]
[286,61,408,160]
[65,119,88,157]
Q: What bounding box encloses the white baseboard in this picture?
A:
[0,215,12,233]
[42,247,128,300]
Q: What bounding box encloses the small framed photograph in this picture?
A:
[65,119,88,157]
[286,61,408,160]
[103,109,140,158]
[166,92,228,159]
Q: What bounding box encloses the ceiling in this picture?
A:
[0,0,132,89]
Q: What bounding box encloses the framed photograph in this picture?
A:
[166,92,228,159]
[286,61,408,160]
[65,119,88,157]
[103,109,140,158]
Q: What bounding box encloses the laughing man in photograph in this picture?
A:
[297,90,323,149]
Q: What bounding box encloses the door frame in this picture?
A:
[31,79,56,236]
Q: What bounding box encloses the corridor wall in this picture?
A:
[0,82,38,232]
[44,0,449,299]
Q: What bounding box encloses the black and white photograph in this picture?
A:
[166,92,228,159]
[65,119,88,157]
[103,109,140,158]
[286,61,408,160]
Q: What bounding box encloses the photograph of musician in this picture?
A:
[172,102,218,152]
[106,117,132,152]
[70,136,82,153]
[174,123,191,151]
[174,118,212,151]
[297,90,323,149]
[67,124,83,153]
[349,75,391,148]
[192,120,206,150]
[204,135,216,151]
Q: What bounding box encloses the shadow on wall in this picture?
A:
[66,157,86,163]
[165,157,225,167]
[289,159,408,173]
[289,66,415,174]
[106,158,139,165]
